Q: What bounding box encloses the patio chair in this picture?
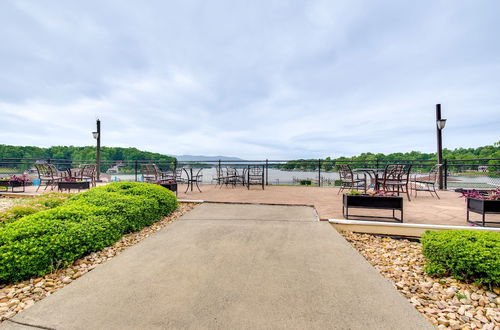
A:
[212,166,225,186]
[377,164,412,201]
[140,164,157,183]
[222,167,239,188]
[411,164,441,199]
[34,163,66,192]
[141,164,176,183]
[337,164,367,195]
[80,164,97,187]
[247,165,264,190]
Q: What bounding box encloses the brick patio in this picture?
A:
[177,184,500,227]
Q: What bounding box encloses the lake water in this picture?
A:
[109,168,340,185]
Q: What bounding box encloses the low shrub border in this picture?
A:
[421,230,500,287]
[0,182,178,283]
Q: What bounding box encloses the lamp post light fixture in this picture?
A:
[93,119,101,182]
[436,104,446,190]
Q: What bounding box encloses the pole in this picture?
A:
[318,159,321,187]
[265,159,269,186]
[134,161,138,182]
[96,119,101,182]
[436,104,443,190]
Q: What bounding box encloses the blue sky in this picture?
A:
[0,0,499,159]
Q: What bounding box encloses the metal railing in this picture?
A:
[0,157,498,189]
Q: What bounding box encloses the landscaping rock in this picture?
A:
[342,231,500,329]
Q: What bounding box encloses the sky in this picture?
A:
[0,0,499,159]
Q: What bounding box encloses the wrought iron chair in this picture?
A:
[222,167,239,188]
[212,166,225,186]
[411,164,441,199]
[247,165,264,190]
[337,164,367,194]
[377,164,412,200]
[80,164,97,187]
[140,164,157,183]
[34,163,65,191]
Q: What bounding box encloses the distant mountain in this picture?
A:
[170,155,244,162]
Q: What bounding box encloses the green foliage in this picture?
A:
[279,142,500,172]
[0,182,178,283]
[0,193,70,226]
[421,230,500,287]
[0,144,176,172]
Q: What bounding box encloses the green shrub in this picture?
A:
[0,182,178,283]
[0,193,70,226]
[421,230,500,287]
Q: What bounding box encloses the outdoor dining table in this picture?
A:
[182,167,203,193]
[353,168,384,190]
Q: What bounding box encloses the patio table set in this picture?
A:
[34,163,97,192]
[338,164,442,223]
[140,164,265,194]
[337,164,442,200]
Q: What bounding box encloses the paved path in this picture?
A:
[2,203,432,330]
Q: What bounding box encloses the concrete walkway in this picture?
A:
[2,203,432,330]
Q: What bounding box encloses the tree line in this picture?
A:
[0,145,176,172]
[279,141,500,173]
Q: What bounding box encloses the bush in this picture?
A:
[0,193,70,226]
[0,182,178,283]
[421,230,500,287]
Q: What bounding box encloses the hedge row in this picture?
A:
[421,230,500,287]
[0,192,70,227]
[0,182,178,283]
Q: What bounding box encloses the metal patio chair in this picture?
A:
[34,163,66,191]
[411,164,441,199]
[337,164,367,194]
[377,164,412,200]
[247,165,264,190]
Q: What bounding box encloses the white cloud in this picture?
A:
[0,0,499,159]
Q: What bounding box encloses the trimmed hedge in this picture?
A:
[0,182,178,283]
[421,230,500,287]
[0,192,70,227]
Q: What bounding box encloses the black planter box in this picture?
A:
[343,194,403,222]
[0,180,25,193]
[58,181,90,192]
[467,198,500,226]
[160,183,177,195]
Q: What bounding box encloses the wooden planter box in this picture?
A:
[160,183,177,195]
[467,198,500,226]
[343,194,404,222]
[0,180,25,193]
[58,181,90,192]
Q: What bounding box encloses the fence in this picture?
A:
[0,157,499,189]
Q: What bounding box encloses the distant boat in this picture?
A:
[24,168,38,175]
[106,165,120,174]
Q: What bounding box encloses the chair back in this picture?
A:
[226,167,237,177]
[141,164,157,182]
[81,164,96,180]
[338,164,354,181]
[248,165,263,177]
[382,164,411,182]
[35,164,51,179]
[428,164,441,183]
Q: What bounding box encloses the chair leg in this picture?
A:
[433,185,440,199]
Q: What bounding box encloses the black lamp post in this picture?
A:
[436,104,447,190]
[92,119,101,182]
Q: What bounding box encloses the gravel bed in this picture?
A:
[0,202,198,322]
[342,231,499,330]
[0,198,17,213]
